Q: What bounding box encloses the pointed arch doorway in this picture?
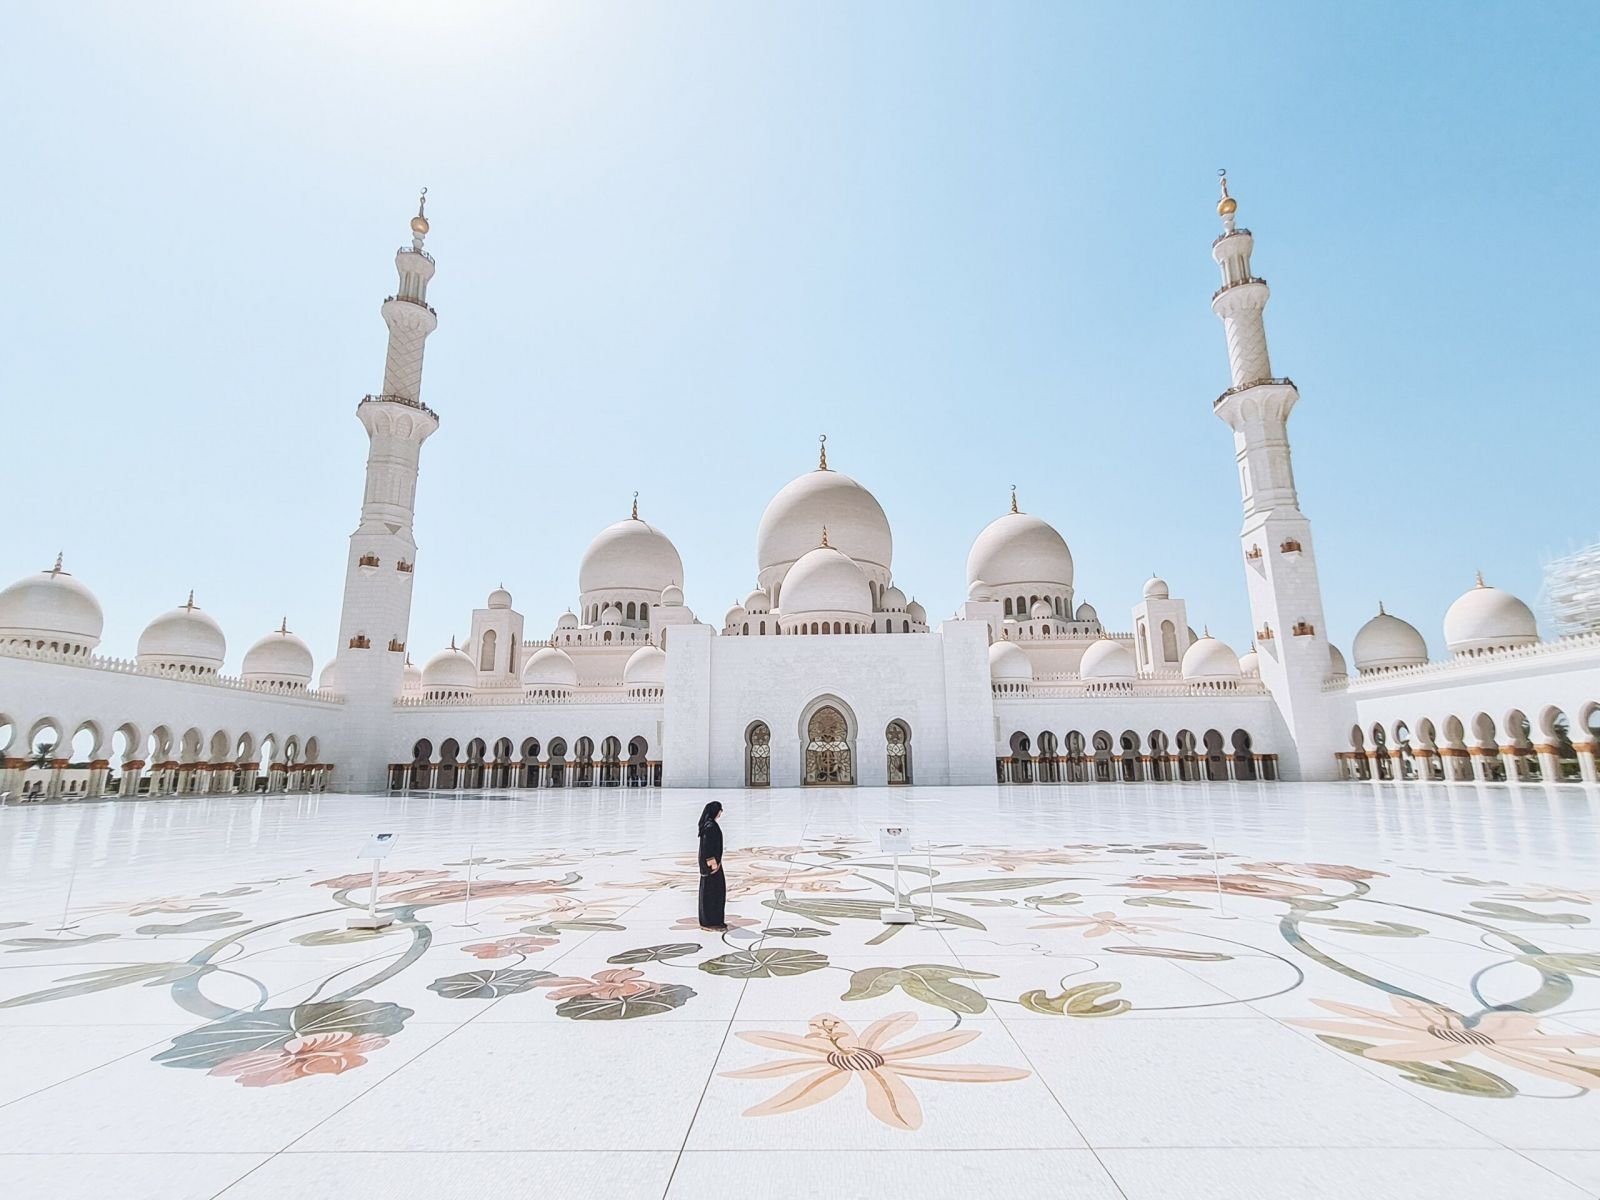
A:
[801,699,855,785]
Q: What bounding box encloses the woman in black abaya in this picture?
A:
[697,801,727,931]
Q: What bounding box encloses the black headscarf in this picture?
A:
[697,801,723,834]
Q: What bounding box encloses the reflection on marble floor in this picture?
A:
[2,781,1600,1199]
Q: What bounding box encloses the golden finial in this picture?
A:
[1009,484,1019,515]
[820,525,830,548]
[1217,168,1237,217]
[1475,570,1486,588]
[818,433,828,471]
[631,490,639,521]
[1203,624,1211,638]
[411,187,430,238]
[1378,600,1386,615]
[279,616,289,634]
[184,590,196,611]
[50,551,64,576]
[449,635,457,650]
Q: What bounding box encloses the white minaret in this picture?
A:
[1209,173,1339,780]
[333,192,441,785]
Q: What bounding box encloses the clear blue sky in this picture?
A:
[5,1,1596,670]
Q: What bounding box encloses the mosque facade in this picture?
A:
[3,182,1598,800]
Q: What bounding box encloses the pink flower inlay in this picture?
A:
[208,1031,389,1087]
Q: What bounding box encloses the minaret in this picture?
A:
[333,192,442,778]
[1209,173,1339,780]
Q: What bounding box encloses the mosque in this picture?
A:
[3,180,1598,800]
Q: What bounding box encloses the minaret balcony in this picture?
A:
[1211,276,1267,304]
[1211,227,1253,249]
[1212,377,1295,409]
[383,294,437,316]
[360,393,439,420]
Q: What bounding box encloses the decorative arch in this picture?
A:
[745,721,771,787]
[799,696,855,786]
[886,719,912,785]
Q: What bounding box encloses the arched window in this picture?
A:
[746,721,771,787]
[626,602,637,620]
[886,720,912,784]
[1137,622,1148,666]
[479,629,497,672]
[640,602,649,621]
[902,620,910,633]
[759,621,766,635]
[743,622,750,635]
[1004,598,1013,617]
[1160,620,1178,662]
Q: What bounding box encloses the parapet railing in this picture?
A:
[0,642,344,704]
[1328,632,1600,692]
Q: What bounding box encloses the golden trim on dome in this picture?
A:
[1217,169,1237,216]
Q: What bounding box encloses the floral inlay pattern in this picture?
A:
[722,1012,1029,1130]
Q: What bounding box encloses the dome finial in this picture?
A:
[410,187,430,247]
[631,490,639,521]
[818,433,828,471]
[448,634,457,651]
[50,551,64,576]
[279,615,289,634]
[1216,168,1238,231]
[1009,484,1019,514]
[1203,624,1211,638]
[1378,599,1386,615]
[820,525,830,548]
[183,589,196,611]
[1475,569,1486,588]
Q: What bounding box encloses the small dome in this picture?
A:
[1328,643,1348,678]
[242,622,313,686]
[907,599,927,624]
[487,586,513,610]
[580,518,684,596]
[623,644,667,686]
[523,646,579,688]
[1142,576,1169,600]
[967,579,993,602]
[1181,634,1242,680]
[421,643,476,693]
[723,603,747,629]
[881,585,907,611]
[1074,600,1098,622]
[402,656,423,693]
[743,588,772,614]
[556,610,579,629]
[0,557,104,649]
[758,467,893,585]
[988,640,1032,683]
[137,594,226,672]
[1029,598,1053,620]
[1239,646,1260,677]
[318,660,341,693]
[781,545,872,615]
[1079,637,1136,680]
[1352,606,1428,673]
[966,511,1073,592]
[599,604,623,625]
[660,584,685,607]
[1443,575,1539,655]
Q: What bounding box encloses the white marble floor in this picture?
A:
[2,780,1600,1199]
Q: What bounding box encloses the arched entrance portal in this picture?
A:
[803,704,854,785]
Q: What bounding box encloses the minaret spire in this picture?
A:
[818,433,828,471]
[335,192,444,780]
[1209,174,1336,780]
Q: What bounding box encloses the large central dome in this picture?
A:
[966,509,1074,592]
[757,465,892,593]
[579,517,684,596]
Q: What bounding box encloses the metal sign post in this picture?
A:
[348,832,398,930]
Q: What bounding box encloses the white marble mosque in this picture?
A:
[2,178,1598,804]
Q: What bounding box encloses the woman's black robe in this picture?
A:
[697,820,726,928]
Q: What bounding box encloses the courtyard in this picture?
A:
[2,781,1599,1199]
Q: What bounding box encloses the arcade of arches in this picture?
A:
[1340,702,1600,785]
[390,734,660,791]
[998,727,1277,785]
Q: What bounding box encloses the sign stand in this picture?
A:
[348,832,397,930]
[918,842,947,924]
[878,826,914,924]
[453,842,479,928]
